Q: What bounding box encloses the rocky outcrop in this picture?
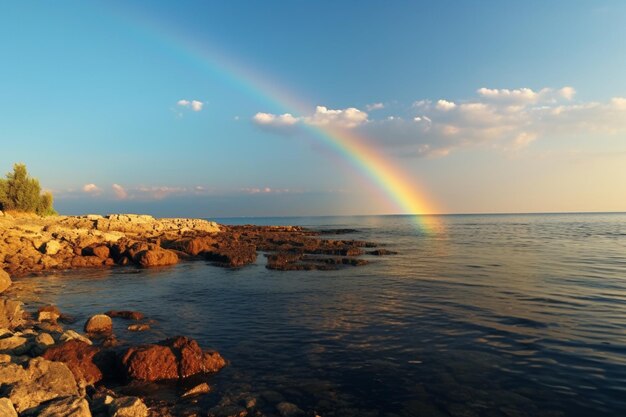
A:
[121,336,226,382]
[1,213,390,276]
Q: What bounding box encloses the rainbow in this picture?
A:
[110,6,441,230]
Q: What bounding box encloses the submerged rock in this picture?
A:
[105,310,144,321]
[121,336,225,382]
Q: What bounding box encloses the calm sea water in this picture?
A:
[27,213,626,416]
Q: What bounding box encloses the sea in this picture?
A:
[27,213,626,417]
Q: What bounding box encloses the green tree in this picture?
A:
[0,163,57,216]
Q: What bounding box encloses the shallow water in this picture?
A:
[26,213,626,416]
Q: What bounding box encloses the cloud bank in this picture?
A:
[251,87,626,157]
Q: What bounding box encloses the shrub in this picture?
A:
[0,163,57,216]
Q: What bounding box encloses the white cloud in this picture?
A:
[252,87,626,158]
[112,184,128,200]
[82,183,101,195]
[366,102,385,111]
[252,105,369,132]
[253,112,298,127]
[360,87,626,157]
[436,100,456,111]
[177,99,204,112]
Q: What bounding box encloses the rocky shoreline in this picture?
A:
[0,212,394,417]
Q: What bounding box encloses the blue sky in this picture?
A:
[1,1,626,216]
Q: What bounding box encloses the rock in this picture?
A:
[41,240,61,255]
[182,382,212,398]
[208,405,248,417]
[105,310,144,320]
[91,245,110,259]
[0,298,24,329]
[109,396,149,417]
[36,396,92,417]
[0,398,18,417]
[127,323,150,332]
[71,256,107,268]
[38,305,61,323]
[42,339,105,385]
[0,335,28,354]
[121,336,226,382]
[60,330,93,345]
[0,353,11,363]
[276,402,304,417]
[84,314,113,334]
[368,249,398,256]
[204,244,257,267]
[0,269,11,293]
[135,248,178,268]
[5,357,79,412]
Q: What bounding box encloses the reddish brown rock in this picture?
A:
[204,244,257,267]
[42,340,104,385]
[71,256,107,268]
[105,310,144,321]
[121,336,226,382]
[164,236,216,256]
[135,248,178,268]
[82,245,110,259]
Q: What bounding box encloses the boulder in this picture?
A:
[36,396,92,417]
[0,398,17,417]
[182,382,211,398]
[0,269,11,293]
[4,357,79,412]
[0,299,24,331]
[135,249,178,268]
[60,330,92,345]
[127,323,150,332]
[109,396,149,417]
[38,305,61,323]
[43,339,105,385]
[41,240,61,255]
[0,334,28,354]
[121,336,226,382]
[82,245,110,259]
[84,314,113,334]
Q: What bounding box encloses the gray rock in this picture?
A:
[5,357,79,412]
[36,396,92,417]
[0,398,18,417]
[109,396,149,417]
[0,298,24,329]
[0,269,11,293]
